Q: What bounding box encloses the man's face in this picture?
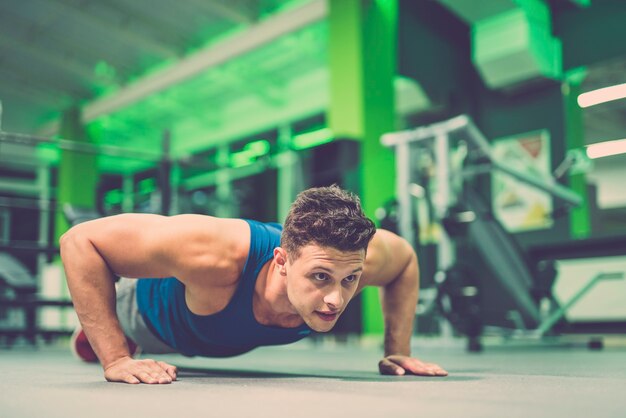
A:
[282,244,365,332]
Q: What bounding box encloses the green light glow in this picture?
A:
[292,128,333,150]
[35,143,59,165]
[104,178,155,206]
[244,139,271,155]
[138,178,156,194]
[230,152,256,168]
[230,139,271,168]
[94,61,117,79]
[104,189,123,205]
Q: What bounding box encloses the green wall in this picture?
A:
[328,0,398,335]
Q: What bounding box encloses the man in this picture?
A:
[60,185,447,384]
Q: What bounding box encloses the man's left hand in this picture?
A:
[378,355,448,376]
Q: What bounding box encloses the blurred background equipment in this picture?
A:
[0,0,625,351]
[383,114,625,350]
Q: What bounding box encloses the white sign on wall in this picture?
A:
[492,130,553,232]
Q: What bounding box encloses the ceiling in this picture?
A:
[0,0,267,128]
[1,0,624,175]
[0,0,328,171]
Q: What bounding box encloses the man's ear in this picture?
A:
[274,247,288,276]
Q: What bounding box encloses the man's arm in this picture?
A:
[60,213,248,383]
[380,248,418,358]
[361,230,448,377]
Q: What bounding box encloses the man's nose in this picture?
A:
[323,285,344,310]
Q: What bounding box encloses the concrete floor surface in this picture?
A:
[1,340,625,418]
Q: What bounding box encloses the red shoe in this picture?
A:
[70,327,98,363]
[70,327,140,363]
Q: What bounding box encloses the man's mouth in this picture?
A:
[315,311,338,322]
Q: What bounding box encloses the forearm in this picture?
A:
[60,230,132,369]
[380,251,419,356]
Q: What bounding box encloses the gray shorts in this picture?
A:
[115,278,177,354]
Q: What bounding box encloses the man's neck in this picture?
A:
[254,260,302,327]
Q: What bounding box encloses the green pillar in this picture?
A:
[328,0,398,335]
[53,107,98,327]
[55,107,98,242]
[563,74,591,239]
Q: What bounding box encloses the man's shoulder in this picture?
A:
[359,229,414,289]
[172,216,251,286]
[244,219,283,232]
[243,219,283,247]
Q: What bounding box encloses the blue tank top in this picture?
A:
[135,219,312,357]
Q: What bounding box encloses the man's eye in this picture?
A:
[344,275,357,283]
[313,273,329,281]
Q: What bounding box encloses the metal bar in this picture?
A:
[276,123,295,223]
[37,165,50,289]
[382,114,582,207]
[0,179,42,196]
[381,114,469,147]
[215,145,232,218]
[0,196,56,211]
[434,131,455,272]
[121,173,134,213]
[0,206,9,243]
[458,163,494,178]
[395,142,413,246]
[463,121,583,206]
[0,131,161,162]
[0,330,74,341]
[0,299,74,307]
[492,161,583,206]
[170,163,181,215]
[0,131,225,173]
[182,159,270,191]
[462,118,494,157]
[433,131,452,219]
[536,272,624,335]
[160,130,172,215]
[0,242,60,255]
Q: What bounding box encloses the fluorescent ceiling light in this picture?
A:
[578,82,626,108]
[292,128,333,150]
[230,140,270,168]
[586,138,626,159]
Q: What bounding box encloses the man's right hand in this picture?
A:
[103,356,178,384]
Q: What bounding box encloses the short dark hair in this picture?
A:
[281,185,376,259]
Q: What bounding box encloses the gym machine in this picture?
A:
[382,115,623,350]
[0,113,172,345]
[0,105,345,343]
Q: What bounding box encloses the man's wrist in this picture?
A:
[384,332,411,357]
[384,346,410,357]
[103,354,132,371]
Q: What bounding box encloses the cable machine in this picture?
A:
[382,115,622,350]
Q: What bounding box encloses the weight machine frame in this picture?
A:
[381,115,622,340]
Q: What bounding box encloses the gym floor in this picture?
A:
[1,337,625,418]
